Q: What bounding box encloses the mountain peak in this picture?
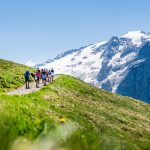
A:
[25,61,35,67]
[122,30,145,37]
[121,31,147,46]
[121,31,150,46]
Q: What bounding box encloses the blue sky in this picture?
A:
[0,0,150,64]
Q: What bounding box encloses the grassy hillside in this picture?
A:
[0,74,150,150]
[0,59,35,93]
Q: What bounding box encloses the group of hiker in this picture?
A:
[24,68,55,89]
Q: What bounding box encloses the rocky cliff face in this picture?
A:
[97,36,139,93]
[116,42,150,103]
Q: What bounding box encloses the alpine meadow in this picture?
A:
[0,59,150,150]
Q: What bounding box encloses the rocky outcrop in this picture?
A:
[116,42,150,103]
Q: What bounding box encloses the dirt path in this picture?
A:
[7,77,57,95]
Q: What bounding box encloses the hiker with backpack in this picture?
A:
[35,69,41,88]
[24,71,30,89]
[42,70,47,86]
[36,68,40,84]
[48,70,51,82]
[51,68,54,81]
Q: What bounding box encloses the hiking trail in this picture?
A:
[7,77,57,95]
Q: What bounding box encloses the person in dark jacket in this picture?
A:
[24,71,30,89]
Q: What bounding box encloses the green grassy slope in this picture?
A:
[0,59,35,93]
[0,74,150,150]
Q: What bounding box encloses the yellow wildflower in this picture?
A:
[59,117,66,124]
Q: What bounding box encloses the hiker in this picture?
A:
[40,69,43,83]
[24,70,30,89]
[51,68,54,81]
[36,68,41,83]
[48,70,51,82]
[35,70,41,88]
[42,70,47,86]
[46,69,49,82]
[37,68,40,72]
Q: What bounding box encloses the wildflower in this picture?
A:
[59,117,66,124]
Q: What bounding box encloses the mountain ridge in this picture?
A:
[35,31,150,103]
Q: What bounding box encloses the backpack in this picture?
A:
[25,71,30,77]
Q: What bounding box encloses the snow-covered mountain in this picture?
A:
[36,31,150,103]
[25,61,35,67]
